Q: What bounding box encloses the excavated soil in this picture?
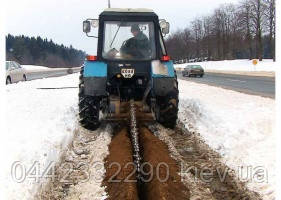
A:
[139,127,190,200]
[103,127,139,200]
[103,125,190,200]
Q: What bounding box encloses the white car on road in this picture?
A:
[6,61,27,84]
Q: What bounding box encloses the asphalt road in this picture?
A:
[178,72,275,98]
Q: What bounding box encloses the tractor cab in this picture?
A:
[83,8,170,62]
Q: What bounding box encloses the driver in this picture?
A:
[120,24,150,59]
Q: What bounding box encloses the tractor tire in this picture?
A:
[156,75,179,129]
[78,67,101,130]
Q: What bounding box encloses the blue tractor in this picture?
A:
[80,8,178,130]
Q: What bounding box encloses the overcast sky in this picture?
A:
[6,0,240,54]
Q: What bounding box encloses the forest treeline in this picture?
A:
[6,34,85,68]
[165,0,275,61]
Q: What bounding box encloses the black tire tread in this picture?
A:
[78,66,100,130]
[157,72,179,129]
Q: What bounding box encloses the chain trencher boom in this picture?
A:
[129,100,142,180]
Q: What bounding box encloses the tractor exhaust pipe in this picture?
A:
[108,0,111,8]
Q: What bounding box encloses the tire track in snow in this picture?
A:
[36,124,112,200]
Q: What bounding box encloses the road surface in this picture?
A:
[178,72,275,98]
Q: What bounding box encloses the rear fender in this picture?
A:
[151,60,175,78]
[151,60,176,96]
[83,61,107,96]
[83,61,107,77]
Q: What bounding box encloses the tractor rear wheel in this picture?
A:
[155,77,179,129]
[78,67,101,130]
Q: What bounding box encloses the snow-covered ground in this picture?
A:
[0,68,275,199]
[22,65,51,71]
[178,79,275,200]
[22,65,78,71]
[175,59,276,72]
[21,65,81,81]
[0,73,111,200]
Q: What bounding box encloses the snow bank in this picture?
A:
[178,79,275,199]
[65,126,112,200]
[22,65,80,72]
[22,65,51,71]
[175,59,276,72]
[1,74,79,199]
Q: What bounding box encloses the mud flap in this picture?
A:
[152,77,175,96]
[84,77,107,96]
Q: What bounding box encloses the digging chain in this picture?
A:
[129,100,142,179]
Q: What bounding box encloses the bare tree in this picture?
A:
[212,8,223,60]
[165,0,275,62]
[211,4,236,60]
[228,4,244,59]
[202,16,212,60]
[249,0,267,61]
[238,0,254,59]
[181,28,194,59]
[166,29,190,60]
[223,4,239,59]
[264,0,275,61]
[191,18,204,59]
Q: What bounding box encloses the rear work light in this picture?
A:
[161,55,170,61]
[86,55,98,61]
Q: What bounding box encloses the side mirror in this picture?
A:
[91,19,99,28]
[159,19,170,35]
[162,22,170,34]
[83,20,91,33]
[83,19,99,38]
